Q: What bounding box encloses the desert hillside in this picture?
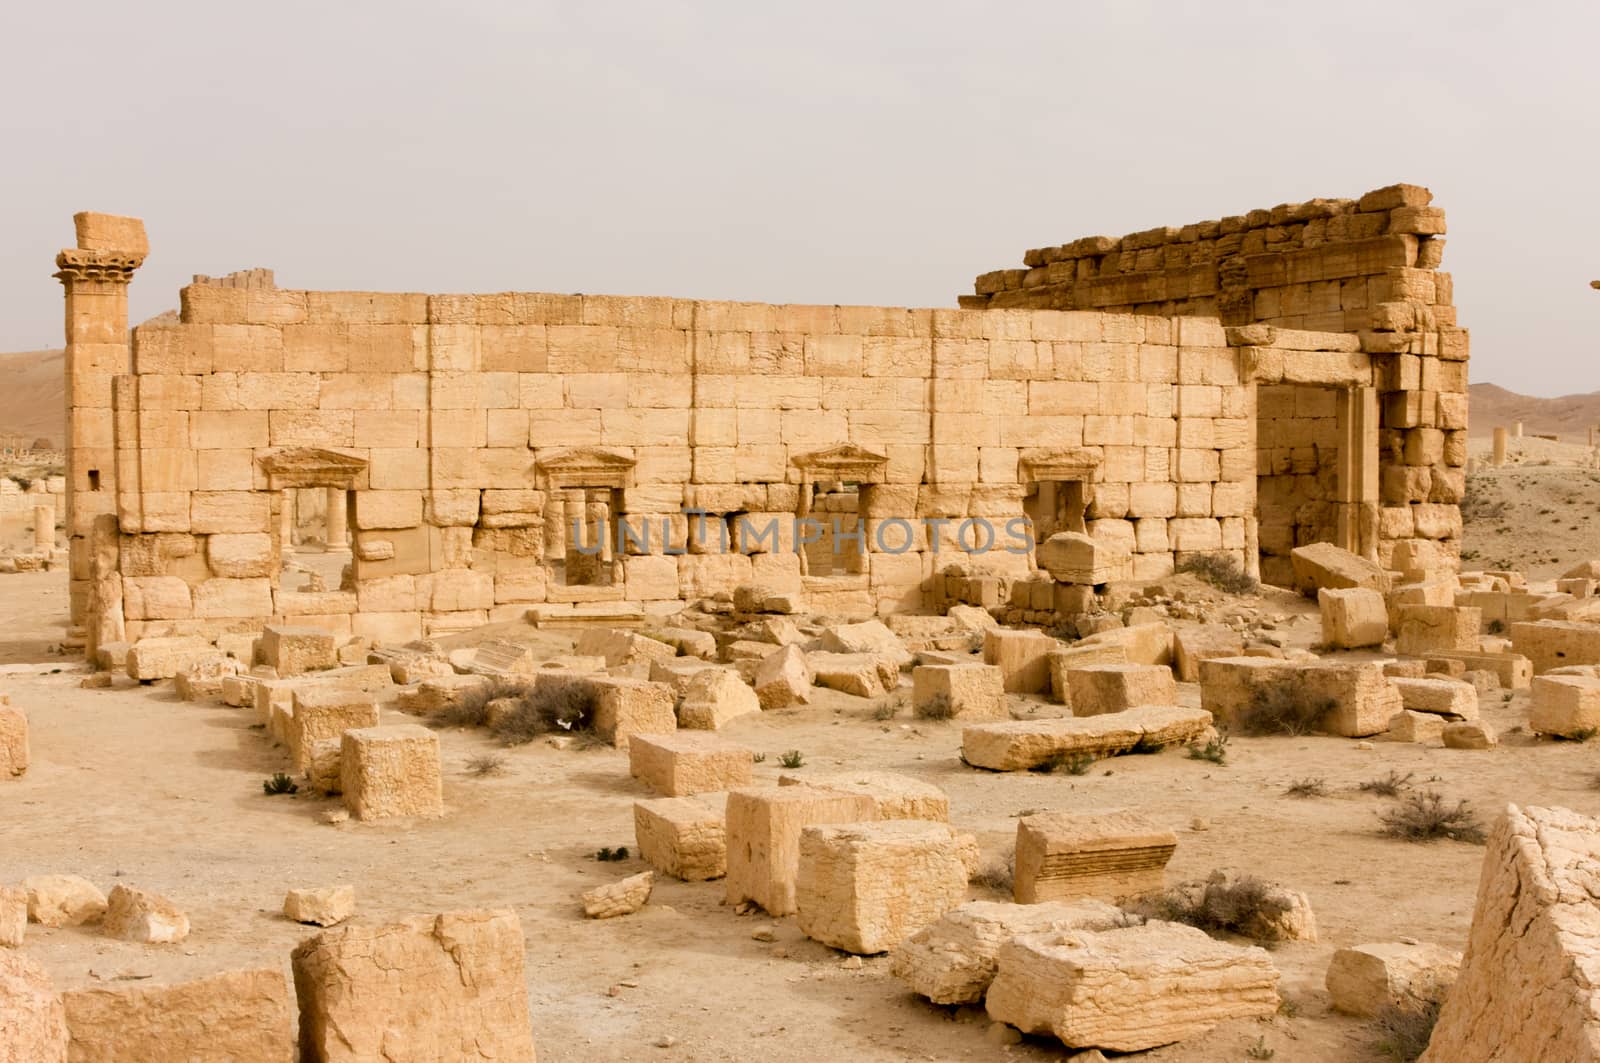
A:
[1467,381,1600,440]
[0,348,65,445]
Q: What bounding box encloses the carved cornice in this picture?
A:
[257,447,368,489]
[791,443,889,481]
[54,248,144,286]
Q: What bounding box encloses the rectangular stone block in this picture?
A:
[1014,809,1177,903]
[795,821,968,954]
[628,732,752,796]
[983,628,1058,694]
[1065,663,1176,717]
[1530,675,1600,739]
[589,676,676,750]
[62,967,291,1063]
[777,770,949,822]
[1320,587,1388,649]
[289,688,380,773]
[1511,621,1600,675]
[1397,605,1482,656]
[724,785,875,916]
[260,624,337,677]
[339,725,443,821]
[911,663,1008,721]
[634,794,727,881]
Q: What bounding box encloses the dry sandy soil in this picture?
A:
[1461,435,1600,580]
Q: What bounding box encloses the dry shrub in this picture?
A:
[489,680,598,746]
[1284,777,1329,798]
[972,850,1015,894]
[1379,790,1486,844]
[914,693,954,721]
[1360,770,1415,797]
[430,679,527,730]
[1130,874,1292,940]
[1371,999,1441,1061]
[465,753,508,777]
[1235,678,1334,737]
[1176,552,1259,595]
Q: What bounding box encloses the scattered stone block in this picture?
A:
[221,673,259,707]
[0,886,25,948]
[1132,870,1317,943]
[288,688,379,773]
[174,654,242,701]
[1065,664,1176,717]
[0,700,27,778]
[1319,587,1388,648]
[1420,805,1600,1062]
[340,725,444,821]
[808,652,896,698]
[284,885,355,927]
[912,663,1007,721]
[1530,675,1600,738]
[126,636,214,681]
[753,644,812,709]
[575,628,678,668]
[580,676,673,749]
[819,619,913,669]
[101,884,189,944]
[1396,605,1481,656]
[291,909,535,1062]
[62,967,290,1063]
[630,732,752,796]
[1387,710,1445,744]
[724,785,876,916]
[1171,625,1243,682]
[1443,721,1497,749]
[0,949,68,1061]
[635,795,727,880]
[779,770,949,821]
[410,674,493,714]
[1429,648,1532,689]
[1077,623,1174,667]
[1326,941,1461,1018]
[1383,659,1427,678]
[260,625,336,676]
[985,922,1280,1052]
[984,629,1058,694]
[890,899,1134,1005]
[650,656,724,698]
[582,870,654,919]
[25,875,106,927]
[961,705,1212,771]
[1291,541,1389,595]
[795,821,968,954]
[303,738,342,794]
[1038,531,1126,585]
[1014,810,1176,903]
[1512,619,1600,675]
[1390,676,1478,719]
[677,668,760,730]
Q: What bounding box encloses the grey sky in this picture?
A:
[3,1,1595,395]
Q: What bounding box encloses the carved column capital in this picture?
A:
[54,248,144,286]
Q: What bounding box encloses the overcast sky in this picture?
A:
[3,1,1596,395]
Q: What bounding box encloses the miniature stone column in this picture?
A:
[1335,386,1381,561]
[54,213,147,629]
[1492,427,1508,467]
[32,505,54,553]
[325,487,348,549]
[1515,422,1523,439]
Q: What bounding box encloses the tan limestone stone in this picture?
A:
[961,705,1212,771]
[0,701,28,778]
[634,794,727,881]
[778,770,949,821]
[62,967,290,1063]
[629,732,753,796]
[677,668,761,730]
[1014,810,1177,903]
[288,688,379,773]
[284,885,356,927]
[753,644,812,709]
[1531,674,1600,738]
[1326,941,1461,1018]
[795,820,968,954]
[983,628,1058,694]
[912,663,1008,721]
[582,870,654,919]
[1319,587,1388,649]
[339,724,444,820]
[724,785,876,916]
[101,883,189,944]
[260,625,337,676]
[1065,663,1177,717]
[0,949,68,1063]
[24,875,107,928]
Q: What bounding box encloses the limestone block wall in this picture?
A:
[965,183,1467,571]
[1256,383,1341,587]
[99,272,1288,640]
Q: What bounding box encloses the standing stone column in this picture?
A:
[32,505,54,553]
[1514,422,1523,439]
[325,487,348,550]
[54,213,146,630]
[1492,427,1508,467]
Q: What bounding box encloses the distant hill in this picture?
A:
[0,349,64,445]
[1468,382,1600,441]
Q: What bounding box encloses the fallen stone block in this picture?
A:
[635,795,727,881]
[1171,624,1244,682]
[912,663,1007,721]
[284,885,355,927]
[1396,605,1481,656]
[101,884,188,944]
[819,619,912,669]
[126,636,214,681]
[1046,644,1128,706]
[647,626,718,659]
[1037,531,1127,585]
[677,668,760,730]
[288,688,379,773]
[0,950,67,1062]
[1319,587,1388,649]
[724,785,875,916]
[575,627,679,668]
[985,921,1280,1052]
[983,628,1057,694]
[1201,658,1398,737]
[0,886,24,948]
[1129,870,1317,943]
[1014,810,1176,903]
[174,654,242,701]
[409,674,493,714]
[1390,676,1478,720]
[1065,663,1176,717]
[292,909,535,1062]
[795,821,968,954]
[463,639,538,675]
[1426,648,1532,689]
[260,625,337,676]
[650,656,724,698]
[808,651,895,698]
[890,899,1135,1005]
[961,706,1212,771]
[778,770,949,821]
[25,875,106,928]
[62,967,290,1063]
[1291,541,1389,596]
[753,644,812,709]
[1420,805,1600,1062]
[1326,941,1461,1018]
[1530,675,1600,738]
[1076,622,1174,667]
[583,870,653,919]
[0,699,27,778]
[630,732,752,796]
[1443,720,1497,749]
[1386,710,1445,744]
[1511,619,1600,675]
[589,676,676,749]
[340,724,444,821]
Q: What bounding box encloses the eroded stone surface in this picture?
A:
[63,967,290,1062]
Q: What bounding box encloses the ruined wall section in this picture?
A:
[111,285,1269,641]
[965,184,1467,569]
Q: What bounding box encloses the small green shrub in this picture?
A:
[752,752,767,764]
[1128,734,1166,755]
[1027,751,1095,775]
[778,750,805,769]
[1561,726,1598,743]
[1247,1036,1276,1060]
[263,772,299,796]
[972,850,1015,894]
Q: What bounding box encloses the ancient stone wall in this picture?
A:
[1256,383,1341,587]
[965,184,1467,571]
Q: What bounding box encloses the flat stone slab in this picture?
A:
[961,705,1212,771]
